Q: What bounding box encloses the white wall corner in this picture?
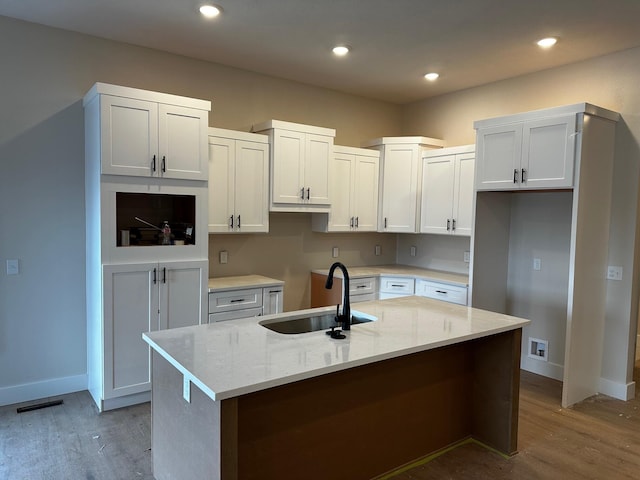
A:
[599,376,636,401]
[520,357,564,381]
[0,374,87,407]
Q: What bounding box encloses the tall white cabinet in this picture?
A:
[362,136,444,233]
[84,83,211,411]
[253,120,335,212]
[470,103,619,408]
[208,128,269,233]
[312,145,380,232]
[420,145,475,236]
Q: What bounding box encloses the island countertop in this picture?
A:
[143,296,529,402]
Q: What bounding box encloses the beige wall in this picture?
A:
[401,47,640,387]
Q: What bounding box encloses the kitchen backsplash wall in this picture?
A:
[208,213,397,311]
[396,234,471,274]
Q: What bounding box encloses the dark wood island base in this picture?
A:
[151,328,521,480]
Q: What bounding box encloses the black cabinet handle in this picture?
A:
[355,217,359,228]
[229,215,234,228]
[384,217,388,229]
[306,187,310,200]
[452,219,456,231]
[152,155,156,172]
[161,156,166,173]
[391,284,404,288]
[350,217,354,228]
[521,168,526,183]
[268,290,281,294]
[230,298,245,303]
[513,169,518,183]
[237,215,241,228]
[162,267,166,284]
[356,285,367,289]
[435,290,447,294]
[300,187,305,199]
[153,268,157,284]
[447,219,451,231]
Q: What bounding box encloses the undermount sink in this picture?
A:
[259,310,377,334]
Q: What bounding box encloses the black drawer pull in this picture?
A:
[391,284,404,287]
[230,299,246,303]
[356,285,367,289]
[435,290,447,294]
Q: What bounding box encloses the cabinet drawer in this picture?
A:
[349,277,377,296]
[208,288,263,313]
[379,277,415,295]
[208,307,264,323]
[415,280,467,305]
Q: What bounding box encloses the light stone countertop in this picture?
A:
[311,265,469,287]
[143,296,528,402]
[208,274,284,293]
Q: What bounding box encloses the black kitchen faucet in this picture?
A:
[325,262,351,332]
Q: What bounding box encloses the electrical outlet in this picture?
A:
[332,247,339,258]
[533,258,541,271]
[219,251,228,264]
[374,245,381,256]
[463,251,470,263]
[6,259,19,275]
[410,246,417,257]
[607,266,623,281]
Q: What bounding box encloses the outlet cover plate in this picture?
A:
[607,265,623,280]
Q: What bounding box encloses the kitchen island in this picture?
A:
[143,296,529,480]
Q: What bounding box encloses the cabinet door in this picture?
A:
[159,260,207,330]
[272,129,305,204]
[305,134,331,205]
[475,124,522,191]
[103,263,158,399]
[263,287,284,315]
[234,140,269,232]
[328,152,355,231]
[100,95,158,177]
[158,104,208,180]
[521,115,576,189]
[380,144,419,232]
[353,154,379,231]
[420,153,455,234]
[452,153,475,236]
[208,136,235,232]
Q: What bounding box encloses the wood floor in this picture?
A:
[1,367,639,479]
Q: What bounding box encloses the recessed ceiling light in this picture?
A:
[200,4,221,18]
[332,45,350,56]
[424,72,439,81]
[537,37,557,48]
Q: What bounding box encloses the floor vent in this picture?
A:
[17,399,63,414]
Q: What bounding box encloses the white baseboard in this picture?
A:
[0,374,87,407]
[520,356,564,381]
[599,377,636,401]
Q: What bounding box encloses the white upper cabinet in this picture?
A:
[84,83,210,181]
[253,120,335,212]
[475,111,577,190]
[420,145,475,236]
[208,128,269,233]
[362,136,444,233]
[312,146,380,232]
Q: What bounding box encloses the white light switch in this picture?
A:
[410,246,417,257]
[375,245,381,256]
[219,251,228,264]
[463,251,470,263]
[533,258,541,271]
[332,247,339,258]
[6,259,19,275]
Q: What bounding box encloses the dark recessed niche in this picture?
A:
[116,192,196,246]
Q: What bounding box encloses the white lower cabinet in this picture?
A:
[101,260,207,405]
[349,276,378,303]
[414,279,468,306]
[208,285,283,322]
[378,276,415,299]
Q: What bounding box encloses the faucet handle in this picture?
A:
[326,326,346,340]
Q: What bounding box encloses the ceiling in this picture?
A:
[2,0,640,104]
